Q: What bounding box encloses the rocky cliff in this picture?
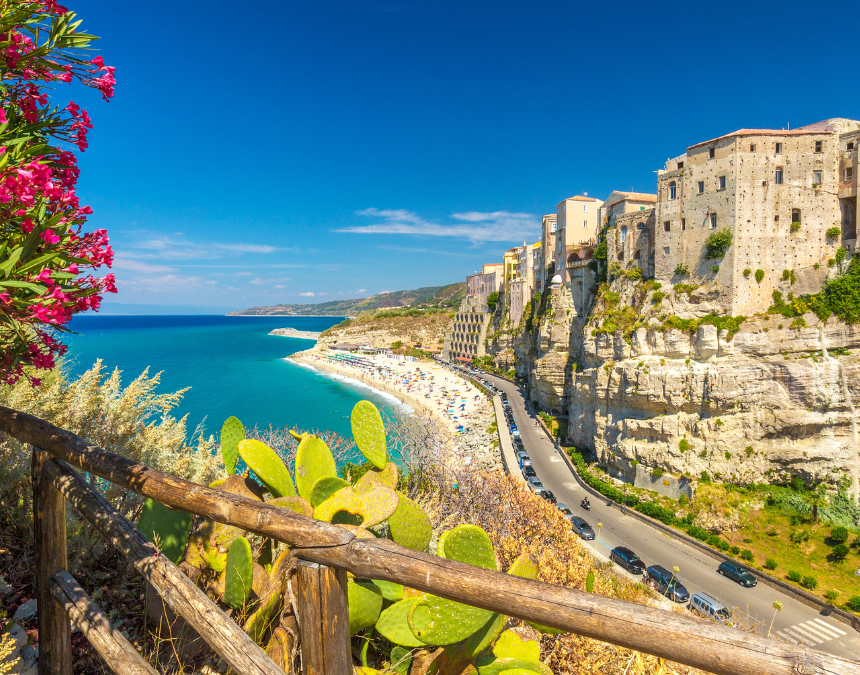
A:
[486,275,860,494]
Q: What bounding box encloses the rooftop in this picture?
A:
[604,191,657,207]
[558,195,600,205]
[688,128,828,150]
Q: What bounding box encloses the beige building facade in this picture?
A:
[539,214,558,289]
[556,195,602,282]
[654,118,859,315]
[442,296,491,361]
[465,263,503,306]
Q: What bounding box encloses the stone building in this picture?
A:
[539,214,558,289]
[466,263,503,306]
[555,195,603,283]
[654,118,859,315]
[608,209,656,276]
[442,296,492,361]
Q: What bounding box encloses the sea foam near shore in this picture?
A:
[285,357,413,414]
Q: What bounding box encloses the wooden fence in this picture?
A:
[1,405,857,675]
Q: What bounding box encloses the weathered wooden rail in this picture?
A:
[2,405,858,675]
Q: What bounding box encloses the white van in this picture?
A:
[690,593,732,624]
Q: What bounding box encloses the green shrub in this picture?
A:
[755,269,765,283]
[782,269,791,281]
[801,575,818,590]
[674,263,690,276]
[764,558,777,570]
[790,221,801,233]
[787,570,802,583]
[826,226,842,239]
[835,246,848,265]
[486,291,499,313]
[687,524,709,541]
[831,525,850,543]
[699,471,711,483]
[730,545,740,555]
[651,467,664,478]
[846,596,860,612]
[709,265,720,273]
[724,451,731,460]
[625,266,643,281]
[678,438,690,452]
[679,494,689,506]
[740,549,754,562]
[703,227,733,259]
[743,268,752,277]
[832,544,850,563]
[825,590,838,603]
[651,291,665,304]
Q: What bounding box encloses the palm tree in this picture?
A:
[768,600,783,637]
[804,483,828,522]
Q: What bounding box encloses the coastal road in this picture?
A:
[474,370,860,661]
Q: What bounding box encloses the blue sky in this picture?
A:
[68,0,859,313]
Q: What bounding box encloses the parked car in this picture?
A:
[522,465,537,479]
[511,430,521,438]
[515,448,529,461]
[512,437,524,449]
[540,490,556,503]
[570,516,596,540]
[609,546,645,575]
[527,477,545,493]
[689,593,732,624]
[556,503,572,516]
[521,457,533,469]
[717,561,757,587]
[645,565,690,603]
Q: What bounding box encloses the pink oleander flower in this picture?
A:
[40,229,60,244]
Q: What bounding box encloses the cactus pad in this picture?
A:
[585,571,595,593]
[218,474,263,502]
[314,483,398,528]
[340,525,377,539]
[220,416,245,475]
[476,630,550,675]
[348,579,383,635]
[371,579,404,601]
[390,646,413,675]
[355,461,400,492]
[388,493,432,551]
[375,597,424,647]
[508,553,538,579]
[461,611,506,658]
[288,429,306,441]
[309,476,350,508]
[137,498,193,564]
[295,435,337,501]
[351,400,387,469]
[224,536,254,609]
[268,495,314,517]
[438,524,497,571]
[238,439,296,498]
[408,593,495,645]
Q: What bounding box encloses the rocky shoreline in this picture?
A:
[268,327,321,339]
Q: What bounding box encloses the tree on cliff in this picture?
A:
[0,1,117,385]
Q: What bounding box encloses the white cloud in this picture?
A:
[357,289,366,293]
[299,292,315,297]
[204,280,218,285]
[274,284,286,289]
[249,277,291,285]
[119,233,285,261]
[214,243,278,254]
[319,292,328,296]
[337,208,539,243]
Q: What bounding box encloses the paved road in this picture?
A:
[469,369,860,661]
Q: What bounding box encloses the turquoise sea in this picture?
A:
[63,315,404,441]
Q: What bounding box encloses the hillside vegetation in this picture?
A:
[229,283,466,316]
[317,307,454,351]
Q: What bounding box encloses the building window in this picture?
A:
[774,215,779,222]
[663,247,670,254]
[677,161,684,169]
[750,144,756,152]
[681,218,686,230]
[710,213,718,229]
[709,147,715,159]
[664,221,671,232]
[813,170,822,185]
[815,140,823,153]
[792,208,801,224]
[697,181,705,194]
[846,167,855,182]
[621,225,627,242]
[775,142,783,154]
[847,142,855,151]
[583,220,588,228]
[634,250,641,260]
[669,181,677,199]
[637,221,645,230]
[775,168,783,184]
[618,250,625,261]
[583,205,588,212]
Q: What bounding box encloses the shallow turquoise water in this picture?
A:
[63,315,401,441]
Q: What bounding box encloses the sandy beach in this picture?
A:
[289,350,485,435]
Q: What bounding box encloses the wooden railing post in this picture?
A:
[295,560,351,675]
[32,448,72,675]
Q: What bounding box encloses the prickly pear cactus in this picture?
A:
[389,645,412,675]
[220,416,245,475]
[294,435,337,501]
[375,597,424,647]
[355,461,399,492]
[237,439,296,498]
[137,498,193,564]
[313,483,399,528]
[476,629,551,675]
[586,571,595,593]
[351,400,387,469]
[508,553,563,635]
[309,475,349,508]
[388,493,432,551]
[224,536,254,609]
[371,579,403,602]
[348,579,383,635]
[438,524,498,570]
[269,495,314,517]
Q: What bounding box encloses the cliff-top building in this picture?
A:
[556,195,603,283]
[653,117,859,315]
[539,214,558,290]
